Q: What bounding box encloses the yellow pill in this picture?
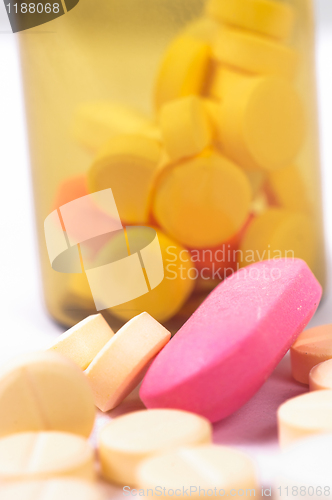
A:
[202,99,222,140]
[71,102,153,153]
[0,351,95,438]
[0,431,95,482]
[0,480,104,500]
[155,35,211,110]
[159,96,212,162]
[85,313,171,412]
[278,391,332,449]
[218,76,305,171]
[137,445,258,497]
[208,65,251,101]
[87,134,162,224]
[139,122,162,142]
[49,314,114,370]
[184,17,220,44]
[310,360,332,392]
[291,324,332,385]
[99,409,212,486]
[106,228,196,323]
[239,209,316,269]
[207,0,295,40]
[214,27,298,79]
[267,165,311,213]
[152,149,252,248]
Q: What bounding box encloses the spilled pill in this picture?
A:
[99,409,212,486]
[86,312,171,412]
[140,259,321,422]
[0,480,104,500]
[137,445,258,497]
[291,324,332,385]
[277,390,332,448]
[0,431,95,482]
[0,351,95,438]
[309,359,332,391]
[49,314,114,370]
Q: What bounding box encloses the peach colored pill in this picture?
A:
[159,96,212,162]
[155,35,211,110]
[0,431,95,482]
[291,324,332,385]
[85,313,171,412]
[278,390,332,449]
[0,351,95,438]
[309,359,332,391]
[207,0,295,40]
[99,409,212,486]
[0,480,104,500]
[213,27,298,79]
[137,445,258,497]
[49,314,114,370]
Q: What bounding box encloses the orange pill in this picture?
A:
[291,324,332,385]
[309,359,332,391]
[152,149,252,249]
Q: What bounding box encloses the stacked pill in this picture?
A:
[60,0,319,324]
[275,324,332,449]
[50,311,171,411]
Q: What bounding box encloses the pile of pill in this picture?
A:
[0,257,330,498]
[59,0,319,324]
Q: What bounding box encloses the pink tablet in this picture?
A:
[140,259,322,422]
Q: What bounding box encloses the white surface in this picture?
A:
[0,0,331,494]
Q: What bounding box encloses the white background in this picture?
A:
[0,0,331,492]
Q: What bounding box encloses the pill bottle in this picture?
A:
[18,0,325,329]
